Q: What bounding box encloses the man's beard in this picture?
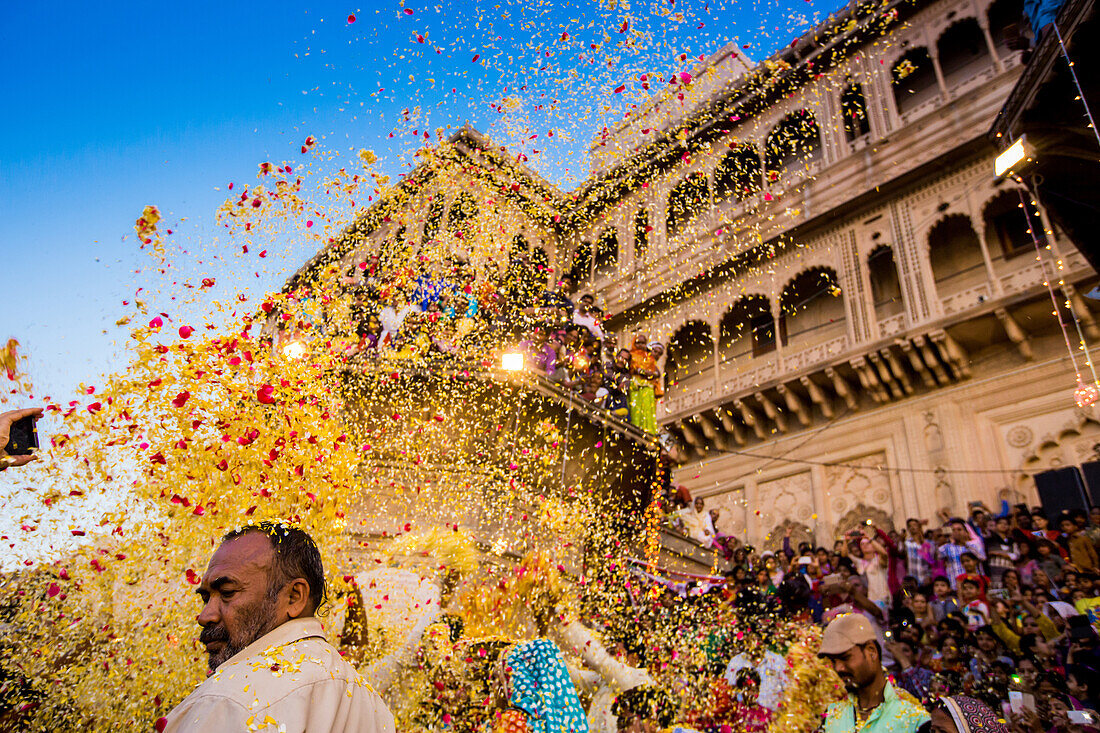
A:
[839,668,872,694]
[200,592,279,670]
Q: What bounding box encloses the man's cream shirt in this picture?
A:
[164,617,395,732]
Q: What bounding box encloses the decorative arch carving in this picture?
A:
[1016,410,1100,492]
[921,212,978,252]
[764,520,814,553]
[835,503,896,537]
[980,188,1029,220]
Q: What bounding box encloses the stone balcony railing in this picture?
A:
[595,56,1026,319]
[656,258,1098,463]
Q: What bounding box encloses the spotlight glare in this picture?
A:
[501,351,524,372]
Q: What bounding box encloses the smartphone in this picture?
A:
[1009,691,1036,715]
[1069,710,1097,725]
[4,415,38,455]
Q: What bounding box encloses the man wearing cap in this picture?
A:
[818,614,929,733]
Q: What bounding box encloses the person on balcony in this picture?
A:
[629,334,659,434]
[677,497,718,546]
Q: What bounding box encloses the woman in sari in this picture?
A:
[629,335,659,434]
[928,695,1009,733]
[486,638,589,733]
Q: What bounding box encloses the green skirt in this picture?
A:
[629,383,657,434]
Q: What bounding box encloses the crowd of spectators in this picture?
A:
[661,490,1100,731]
[291,255,666,434]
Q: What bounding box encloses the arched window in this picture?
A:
[719,295,776,364]
[715,146,762,201]
[569,242,592,283]
[841,84,871,141]
[667,173,709,237]
[892,48,939,115]
[531,246,549,274]
[666,320,714,389]
[594,229,618,277]
[447,192,477,238]
[937,19,992,87]
[868,246,904,320]
[779,268,844,345]
[380,226,407,269]
[988,0,1025,54]
[928,215,986,293]
[984,191,1040,258]
[422,196,444,244]
[764,111,822,180]
[634,210,649,260]
[510,234,529,264]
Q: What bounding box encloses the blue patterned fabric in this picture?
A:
[506,639,589,733]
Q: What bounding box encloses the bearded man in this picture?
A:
[162,522,394,732]
[818,614,928,733]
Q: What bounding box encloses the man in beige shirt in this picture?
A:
[162,522,395,732]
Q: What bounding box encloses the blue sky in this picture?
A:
[0,0,821,406]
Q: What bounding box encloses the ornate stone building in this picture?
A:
[289,0,1099,552]
[570,0,1099,549]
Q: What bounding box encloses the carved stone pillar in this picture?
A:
[977,15,1004,72]
[927,47,950,98]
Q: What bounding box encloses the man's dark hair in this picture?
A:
[894,636,919,656]
[948,518,966,528]
[932,574,951,586]
[1019,632,1040,657]
[222,522,327,612]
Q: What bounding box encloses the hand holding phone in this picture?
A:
[1068,710,1096,726]
[1009,690,1036,715]
[0,407,43,470]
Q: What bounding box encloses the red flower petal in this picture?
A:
[256,385,276,405]
[178,326,194,339]
[148,316,163,329]
[347,13,356,23]
[171,391,190,408]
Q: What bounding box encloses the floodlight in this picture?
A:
[995,136,1032,178]
[501,351,524,372]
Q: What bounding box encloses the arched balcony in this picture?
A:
[868,245,904,322]
[593,229,619,278]
[719,296,777,376]
[379,225,407,269]
[569,241,592,284]
[984,190,1041,264]
[988,0,1025,57]
[634,210,650,261]
[422,196,444,245]
[937,19,993,88]
[841,83,871,141]
[892,48,939,116]
[510,234,529,262]
[447,192,478,238]
[715,146,763,201]
[667,173,710,238]
[666,320,715,394]
[928,214,987,302]
[779,268,846,350]
[764,111,822,182]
